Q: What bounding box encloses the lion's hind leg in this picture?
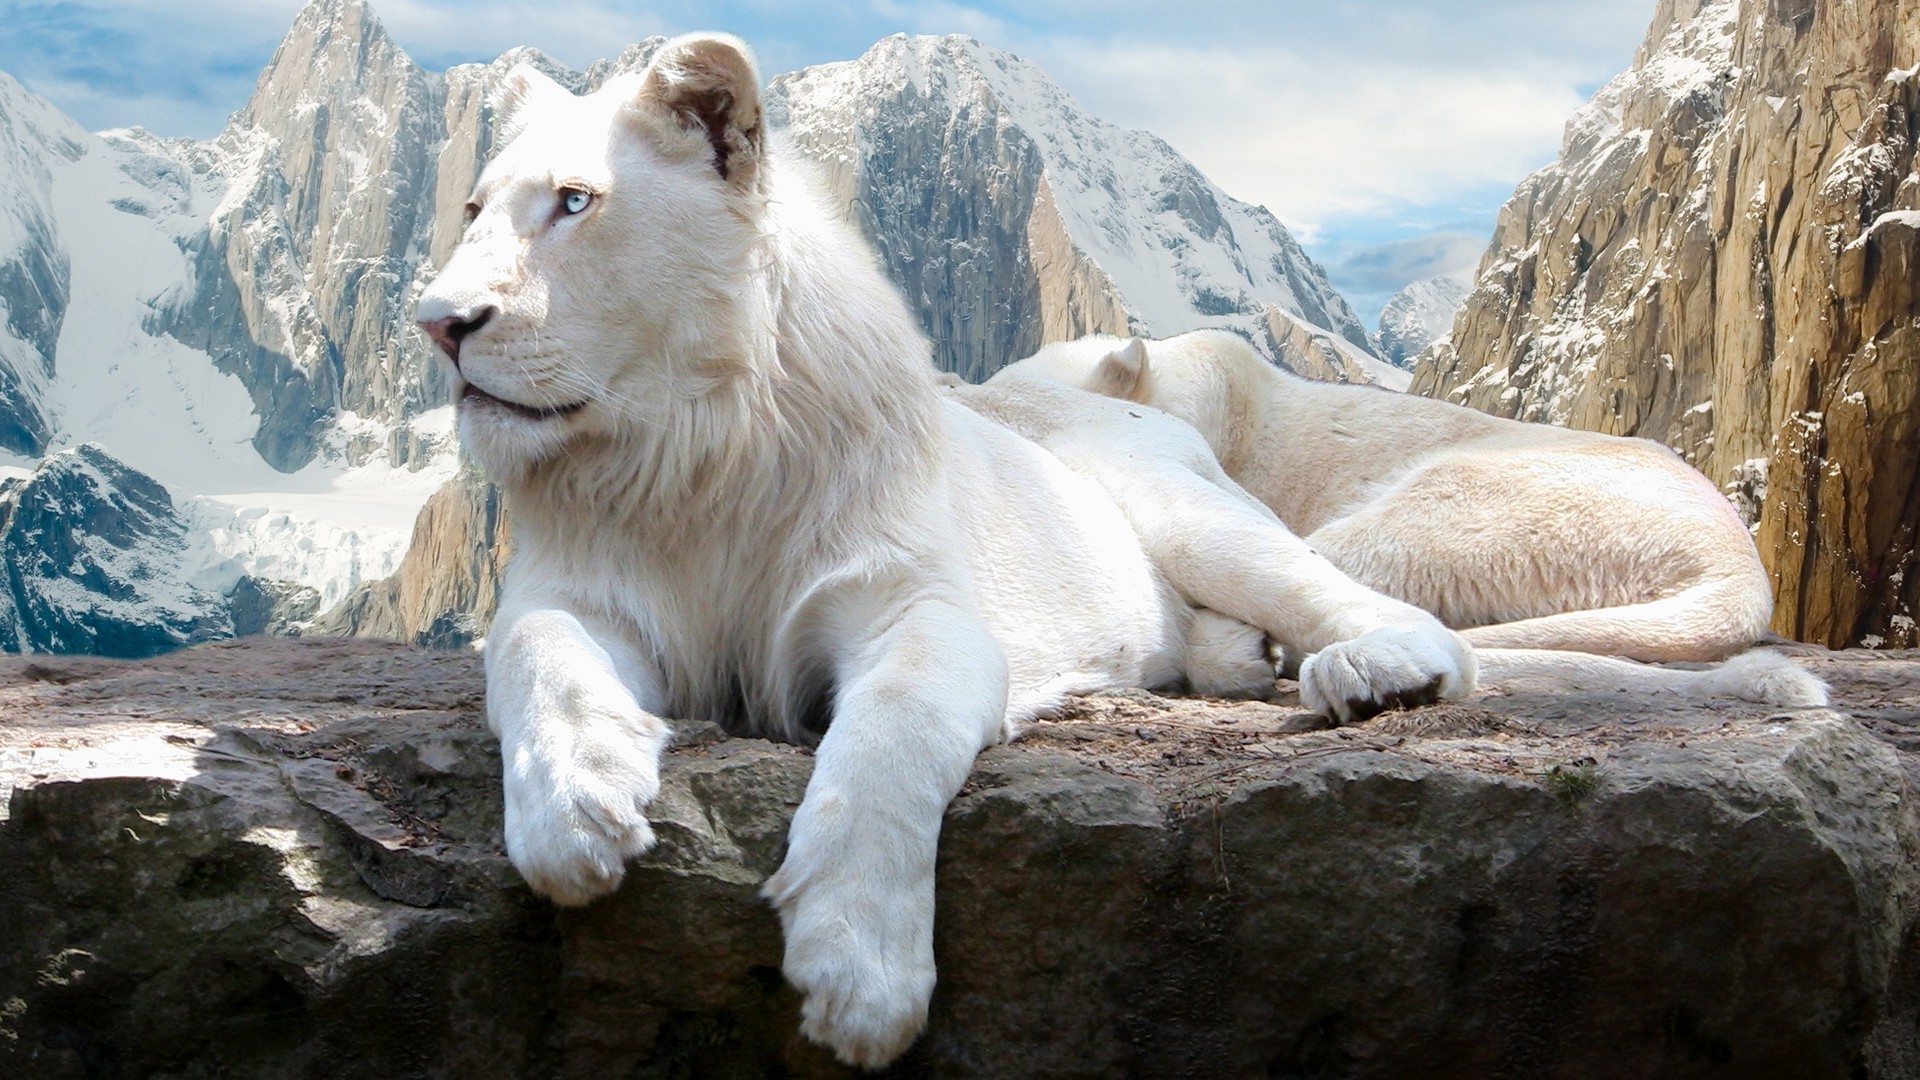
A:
[1474,647,1828,708]
[1459,572,1775,663]
[1054,422,1475,723]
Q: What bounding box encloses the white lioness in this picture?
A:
[416,35,1479,1067]
[993,331,1824,699]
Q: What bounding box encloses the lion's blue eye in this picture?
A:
[561,189,591,215]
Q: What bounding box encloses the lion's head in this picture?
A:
[416,34,771,476]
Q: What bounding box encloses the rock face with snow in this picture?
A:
[146,0,451,471]
[0,445,231,657]
[767,35,1394,386]
[0,73,83,456]
[1378,274,1469,367]
[310,467,507,648]
[1413,0,1920,649]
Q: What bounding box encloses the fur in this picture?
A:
[992,331,1828,707]
[417,36,1478,1067]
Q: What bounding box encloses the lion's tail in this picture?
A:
[1473,646,1829,708]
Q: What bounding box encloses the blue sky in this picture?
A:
[0,0,1653,326]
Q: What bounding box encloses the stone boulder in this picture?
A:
[1,638,1917,1078]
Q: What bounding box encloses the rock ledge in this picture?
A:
[2,638,1917,1079]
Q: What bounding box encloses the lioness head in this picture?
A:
[417,34,769,476]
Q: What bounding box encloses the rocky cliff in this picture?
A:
[145,0,450,471]
[308,467,507,648]
[1413,0,1920,649]
[1,638,1915,1077]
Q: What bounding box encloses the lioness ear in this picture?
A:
[491,64,570,148]
[639,33,764,189]
[1091,338,1150,400]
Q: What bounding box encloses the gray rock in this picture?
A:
[2,639,1916,1078]
[307,466,507,646]
[226,576,321,637]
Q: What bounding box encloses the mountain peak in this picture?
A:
[768,35,1382,380]
[240,0,419,132]
[289,0,380,37]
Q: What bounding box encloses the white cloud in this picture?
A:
[867,0,1009,43]
[1334,232,1488,293]
[371,0,664,70]
[1019,42,1589,232]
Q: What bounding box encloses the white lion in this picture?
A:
[992,330,1826,704]
[415,35,1477,1068]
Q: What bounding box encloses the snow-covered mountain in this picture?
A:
[0,0,1391,655]
[1377,275,1469,368]
[0,51,454,657]
[1411,0,1920,648]
[0,72,80,457]
[768,35,1398,388]
[0,445,233,657]
[147,0,449,473]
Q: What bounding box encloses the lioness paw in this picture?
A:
[1300,624,1475,725]
[502,705,664,906]
[764,847,936,1068]
[788,941,932,1070]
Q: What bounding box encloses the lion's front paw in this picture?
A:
[502,705,664,906]
[1300,623,1475,725]
[764,843,936,1068]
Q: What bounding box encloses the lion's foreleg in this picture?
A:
[485,599,671,906]
[763,592,1007,1068]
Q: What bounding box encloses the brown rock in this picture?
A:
[1413,0,1920,648]
[307,468,507,647]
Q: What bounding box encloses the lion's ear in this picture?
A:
[1091,338,1151,400]
[639,33,764,190]
[491,64,569,148]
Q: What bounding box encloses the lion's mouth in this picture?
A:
[459,382,589,421]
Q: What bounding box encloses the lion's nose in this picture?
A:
[418,307,495,368]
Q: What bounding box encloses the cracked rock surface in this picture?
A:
[1,638,1917,1078]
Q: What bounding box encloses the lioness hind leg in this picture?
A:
[1303,443,1771,665]
[1459,575,1773,663]
[1474,647,1828,708]
[1061,436,1475,722]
